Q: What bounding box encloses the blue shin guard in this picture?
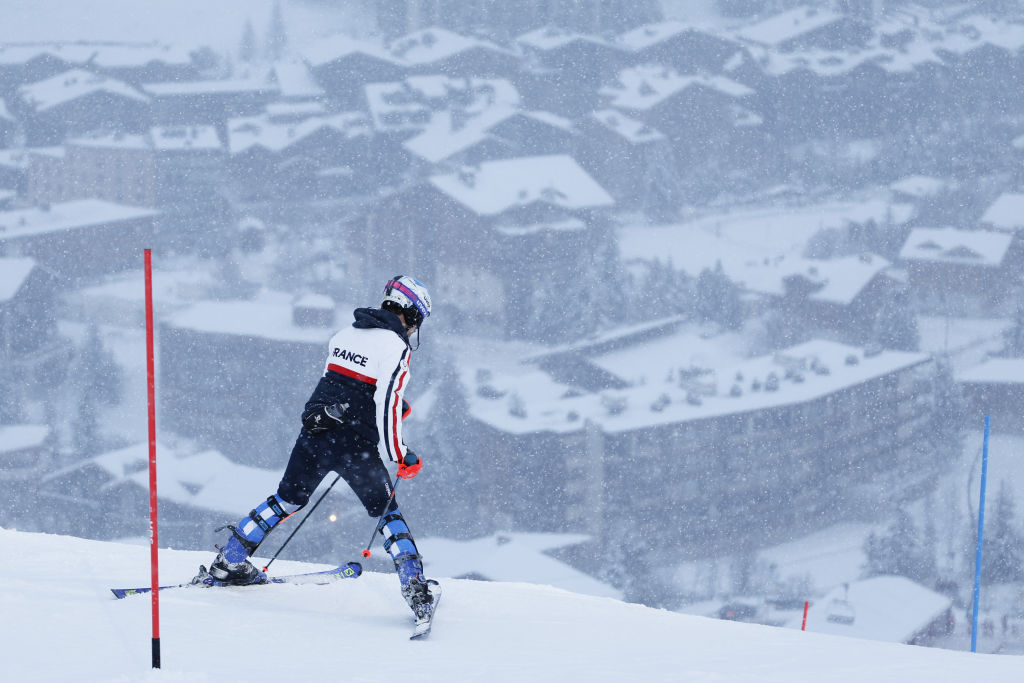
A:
[220,494,301,563]
[379,508,423,585]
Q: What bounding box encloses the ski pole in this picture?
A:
[361,477,400,559]
[262,473,342,572]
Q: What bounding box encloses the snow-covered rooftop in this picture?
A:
[981,193,1024,232]
[617,20,729,52]
[67,131,149,150]
[49,441,280,515]
[0,257,35,302]
[303,33,400,69]
[0,41,193,69]
[419,532,622,600]
[899,227,1012,266]
[601,65,754,112]
[17,68,148,111]
[590,109,666,144]
[0,146,62,170]
[735,6,846,48]
[731,253,892,304]
[618,197,915,275]
[799,576,952,644]
[270,59,325,99]
[227,112,370,155]
[0,424,49,454]
[164,290,340,344]
[471,338,929,436]
[150,124,222,152]
[890,175,947,199]
[142,78,275,97]
[0,199,158,241]
[403,105,516,164]
[365,76,519,134]
[429,155,614,216]
[516,26,621,52]
[956,357,1024,385]
[403,106,571,164]
[388,26,513,66]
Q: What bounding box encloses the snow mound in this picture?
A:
[0,528,1019,682]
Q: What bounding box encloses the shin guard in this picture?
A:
[220,494,301,563]
[379,508,423,586]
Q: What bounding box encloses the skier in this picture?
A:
[199,275,437,623]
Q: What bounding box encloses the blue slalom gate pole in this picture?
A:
[970,415,991,653]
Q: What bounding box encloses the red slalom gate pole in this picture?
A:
[144,249,160,668]
[801,601,809,631]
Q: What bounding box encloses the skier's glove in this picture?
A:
[302,402,348,435]
[398,451,422,479]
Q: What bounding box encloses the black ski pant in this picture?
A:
[277,427,396,517]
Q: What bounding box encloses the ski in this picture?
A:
[111,561,362,599]
[410,582,442,640]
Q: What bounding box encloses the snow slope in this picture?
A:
[1,529,1020,682]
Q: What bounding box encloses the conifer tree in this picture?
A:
[983,482,1024,583]
[265,0,288,62]
[239,18,258,63]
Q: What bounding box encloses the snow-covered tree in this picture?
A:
[239,18,258,63]
[863,509,936,584]
[694,262,744,331]
[265,0,288,62]
[72,326,122,458]
[982,482,1024,583]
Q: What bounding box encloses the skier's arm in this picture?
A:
[374,345,411,463]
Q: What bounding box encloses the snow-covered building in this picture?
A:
[0,44,77,91]
[734,6,871,53]
[226,112,374,197]
[618,20,741,73]
[576,109,673,212]
[365,75,520,136]
[956,358,1024,434]
[898,227,1020,313]
[23,126,225,228]
[303,35,405,108]
[365,154,613,341]
[0,199,157,282]
[981,193,1024,234]
[0,97,14,148]
[0,146,62,197]
[599,65,760,160]
[143,78,278,132]
[388,27,519,78]
[402,106,574,168]
[515,27,627,116]
[15,69,150,145]
[798,576,953,646]
[41,440,284,548]
[159,291,344,467]
[0,256,58,419]
[0,256,56,359]
[0,425,52,512]
[466,335,934,556]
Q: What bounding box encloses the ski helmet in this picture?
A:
[382,275,432,328]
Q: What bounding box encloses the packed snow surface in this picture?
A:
[1,528,1020,682]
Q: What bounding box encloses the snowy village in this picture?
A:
[2,0,1024,679]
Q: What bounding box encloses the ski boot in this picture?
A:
[402,575,439,620]
[204,552,267,586]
